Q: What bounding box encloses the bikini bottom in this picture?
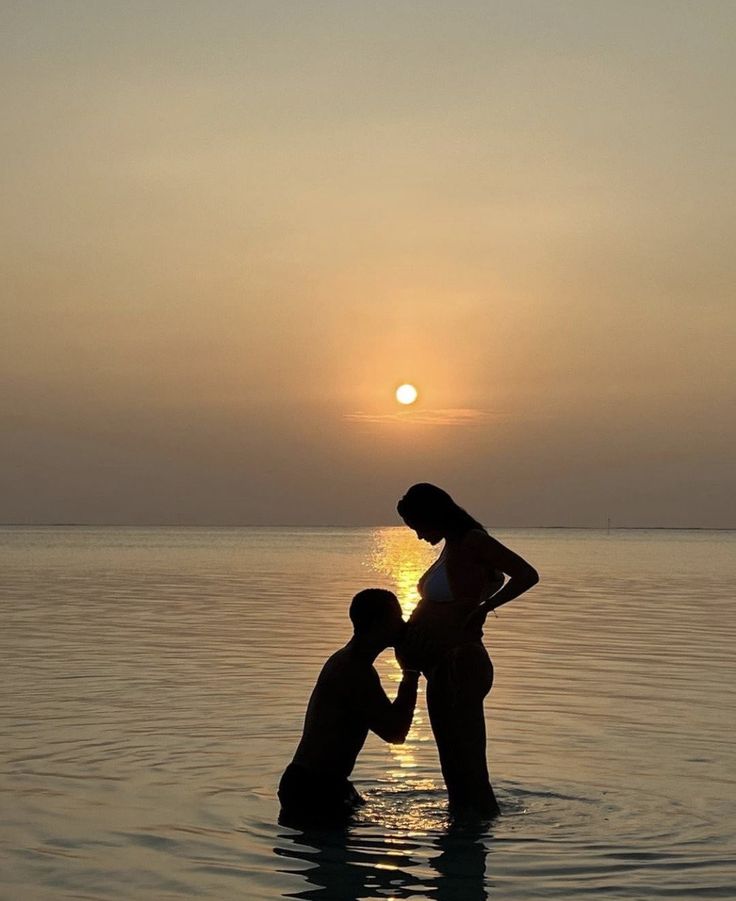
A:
[424,641,494,703]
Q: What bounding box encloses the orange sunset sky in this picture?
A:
[2,1,734,526]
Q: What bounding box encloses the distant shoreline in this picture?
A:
[0,523,733,531]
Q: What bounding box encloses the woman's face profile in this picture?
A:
[405,516,443,545]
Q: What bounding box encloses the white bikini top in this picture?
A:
[419,551,454,603]
[419,547,505,604]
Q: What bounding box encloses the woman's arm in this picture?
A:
[463,530,539,629]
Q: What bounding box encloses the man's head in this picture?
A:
[349,588,405,647]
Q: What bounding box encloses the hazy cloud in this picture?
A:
[344,408,498,426]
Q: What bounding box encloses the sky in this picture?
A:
[2,0,734,527]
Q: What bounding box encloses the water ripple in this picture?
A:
[1,526,735,899]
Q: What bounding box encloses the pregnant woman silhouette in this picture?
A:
[397,483,539,818]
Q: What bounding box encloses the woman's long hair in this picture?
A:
[397,483,486,537]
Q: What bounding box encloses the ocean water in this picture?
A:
[1,525,735,900]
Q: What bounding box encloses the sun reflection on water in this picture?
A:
[369,528,438,784]
[369,527,435,620]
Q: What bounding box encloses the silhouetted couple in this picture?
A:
[278,483,539,826]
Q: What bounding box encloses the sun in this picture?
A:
[395,383,418,405]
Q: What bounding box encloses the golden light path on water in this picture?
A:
[370,529,437,783]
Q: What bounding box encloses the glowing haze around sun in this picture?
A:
[395,384,418,405]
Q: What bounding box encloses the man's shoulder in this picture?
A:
[319,648,378,688]
[320,646,351,673]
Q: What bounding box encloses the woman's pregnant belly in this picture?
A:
[406,599,484,673]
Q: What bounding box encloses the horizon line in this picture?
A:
[0,523,733,532]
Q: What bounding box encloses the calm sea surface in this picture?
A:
[1,526,735,900]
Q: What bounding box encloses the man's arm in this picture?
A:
[360,667,419,745]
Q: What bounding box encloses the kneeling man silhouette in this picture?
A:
[278,588,419,826]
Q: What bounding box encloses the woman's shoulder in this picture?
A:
[445,529,492,570]
[460,528,492,550]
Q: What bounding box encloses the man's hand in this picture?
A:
[394,626,426,674]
